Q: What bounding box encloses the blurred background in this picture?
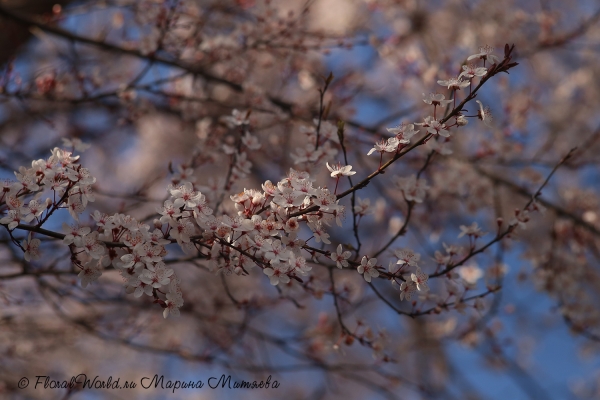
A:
[1,0,600,399]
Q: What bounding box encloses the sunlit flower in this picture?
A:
[358,256,379,282]
[330,244,351,269]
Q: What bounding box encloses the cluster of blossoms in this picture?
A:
[202,168,347,284]
[0,45,514,322]
[366,46,499,166]
[354,45,511,307]
[0,139,93,231]
[92,211,183,318]
[0,140,183,318]
[387,248,428,301]
[368,123,419,157]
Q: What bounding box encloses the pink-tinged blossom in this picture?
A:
[81,231,106,259]
[65,167,96,185]
[78,261,102,288]
[330,244,351,268]
[394,248,420,270]
[368,137,402,155]
[264,239,288,262]
[455,115,468,126]
[120,252,145,271]
[422,93,452,107]
[437,77,469,91]
[79,185,95,207]
[426,118,450,137]
[411,267,429,292]
[138,243,163,264]
[5,194,24,210]
[157,200,181,224]
[459,64,487,80]
[313,191,338,211]
[62,223,91,246]
[367,139,390,156]
[273,187,305,208]
[91,210,108,227]
[399,280,417,301]
[129,276,153,298]
[221,215,253,232]
[0,210,22,230]
[358,256,379,282]
[467,45,500,65]
[163,291,184,318]
[248,215,262,232]
[140,262,174,288]
[23,233,41,261]
[208,224,227,241]
[168,277,183,299]
[288,168,311,181]
[251,235,269,253]
[263,262,291,285]
[170,218,195,244]
[50,147,79,168]
[199,215,220,234]
[284,217,300,233]
[48,175,69,194]
[193,194,213,219]
[387,123,419,144]
[261,180,277,197]
[123,230,145,248]
[289,253,311,275]
[291,178,317,197]
[281,234,305,257]
[308,221,331,244]
[326,162,356,178]
[169,182,201,208]
[14,168,40,192]
[384,137,401,152]
[67,196,85,221]
[259,217,281,237]
[31,158,57,181]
